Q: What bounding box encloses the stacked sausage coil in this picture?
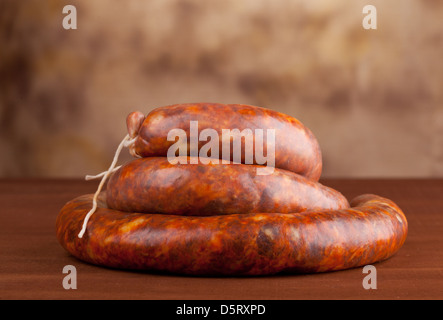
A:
[56,103,408,275]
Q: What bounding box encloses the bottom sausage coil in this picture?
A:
[56,193,407,276]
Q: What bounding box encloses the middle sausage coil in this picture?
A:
[106,157,349,216]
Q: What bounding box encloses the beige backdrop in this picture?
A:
[1,0,442,178]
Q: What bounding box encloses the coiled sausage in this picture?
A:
[56,193,407,275]
[127,103,322,181]
[106,157,348,216]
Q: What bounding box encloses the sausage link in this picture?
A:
[56,193,408,275]
[129,103,322,181]
[106,157,349,216]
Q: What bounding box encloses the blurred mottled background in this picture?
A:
[1,0,442,178]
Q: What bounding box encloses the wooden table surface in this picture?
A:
[1,178,442,300]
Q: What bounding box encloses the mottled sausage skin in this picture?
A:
[130,103,322,181]
[56,194,407,275]
[106,157,349,216]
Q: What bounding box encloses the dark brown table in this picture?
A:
[1,178,442,300]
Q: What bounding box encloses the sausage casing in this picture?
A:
[130,103,322,181]
[56,194,408,275]
[106,157,349,216]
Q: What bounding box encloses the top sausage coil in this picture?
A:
[126,103,322,181]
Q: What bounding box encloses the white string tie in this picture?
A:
[78,134,136,238]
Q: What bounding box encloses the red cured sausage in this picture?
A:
[56,193,407,275]
[127,103,322,181]
[106,157,349,216]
